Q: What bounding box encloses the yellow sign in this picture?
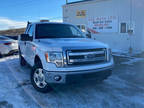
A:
[76,10,86,18]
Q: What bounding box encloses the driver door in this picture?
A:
[25,25,35,65]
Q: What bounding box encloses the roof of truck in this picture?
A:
[29,22,73,25]
[67,0,94,5]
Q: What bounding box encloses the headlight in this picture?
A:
[45,52,63,67]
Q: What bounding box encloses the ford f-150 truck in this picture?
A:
[18,21,114,93]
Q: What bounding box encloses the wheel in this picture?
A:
[31,60,52,93]
[19,51,26,66]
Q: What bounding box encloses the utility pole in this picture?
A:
[66,0,68,4]
[129,0,133,54]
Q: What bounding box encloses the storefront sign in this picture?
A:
[76,10,86,18]
[88,16,118,33]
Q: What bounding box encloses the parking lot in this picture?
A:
[0,54,144,108]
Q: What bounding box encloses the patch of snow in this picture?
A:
[1,55,144,108]
[112,49,128,54]
[121,58,144,65]
[0,56,40,108]
[131,96,144,105]
[106,76,129,88]
[4,56,45,108]
[112,49,143,58]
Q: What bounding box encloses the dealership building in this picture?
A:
[63,0,144,54]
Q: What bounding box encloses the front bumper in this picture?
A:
[43,66,113,84]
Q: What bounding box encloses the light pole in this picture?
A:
[129,0,133,54]
[66,0,68,4]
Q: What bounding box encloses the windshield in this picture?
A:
[35,24,84,39]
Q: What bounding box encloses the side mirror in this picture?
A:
[20,34,32,41]
[86,32,91,38]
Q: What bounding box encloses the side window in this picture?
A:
[81,25,86,32]
[76,25,86,32]
[25,25,30,34]
[70,26,81,36]
[27,25,34,37]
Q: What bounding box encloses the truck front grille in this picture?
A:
[67,48,107,66]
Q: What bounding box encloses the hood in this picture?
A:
[35,38,108,51]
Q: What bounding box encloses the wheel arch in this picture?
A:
[34,55,43,67]
[18,46,21,53]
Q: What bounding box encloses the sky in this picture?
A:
[0,0,79,30]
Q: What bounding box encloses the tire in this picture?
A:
[31,60,52,93]
[19,51,26,66]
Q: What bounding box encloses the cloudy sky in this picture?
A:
[0,0,78,30]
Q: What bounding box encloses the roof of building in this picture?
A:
[67,0,94,5]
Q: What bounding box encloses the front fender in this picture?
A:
[34,48,47,68]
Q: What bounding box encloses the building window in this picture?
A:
[77,25,86,32]
[120,23,127,33]
[76,10,86,18]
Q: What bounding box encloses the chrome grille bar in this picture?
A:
[68,51,105,56]
[67,48,107,65]
[69,57,105,63]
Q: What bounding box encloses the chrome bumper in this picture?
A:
[43,66,113,84]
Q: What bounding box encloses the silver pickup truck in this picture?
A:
[18,21,114,93]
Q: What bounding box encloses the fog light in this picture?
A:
[54,75,61,81]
